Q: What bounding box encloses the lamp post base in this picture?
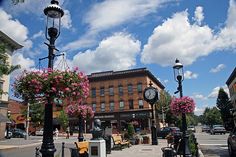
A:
[151,125,158,145]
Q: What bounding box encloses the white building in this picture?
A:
[0,31,22,139]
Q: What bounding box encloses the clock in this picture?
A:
[143,87,158,104]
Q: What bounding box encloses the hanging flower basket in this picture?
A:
[170,96,195,116]
[13,67,89,105]
[66,104,94,119]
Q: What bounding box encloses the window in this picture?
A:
[100,87,105,96]
[92,103,96,111]
[118,85,123,96]
[119,101,124,110]
[137,83,142,93]
[110,102,114,111]
[91,88,96,98]
[101,102,105,112]
[109,86,114,96]
[138,99,143,109]
[128,84,133,94]
[129,100,134,109]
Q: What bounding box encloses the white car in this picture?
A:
[187,125,196,133]
[35,128,44,136]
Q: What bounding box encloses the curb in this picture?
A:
[198,148,204,157]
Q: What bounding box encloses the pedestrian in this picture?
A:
[55,128,59,140]
[66,127,70,139]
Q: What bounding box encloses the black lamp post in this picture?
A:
[40,1,64,157]
[78,115,84,142]
[173,59,191,157]
[6,111,11,139]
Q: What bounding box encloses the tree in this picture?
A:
[202,107,222,126]
[127,123,135,139]
[0,43,20,94]
[216,88,234,130]
[58,110,69,131]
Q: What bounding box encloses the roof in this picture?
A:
[0,31,23,50]
[88,68,165,89]
[226,67,236,85]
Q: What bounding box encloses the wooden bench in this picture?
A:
[112,134,130,150]
[74,141,89,157]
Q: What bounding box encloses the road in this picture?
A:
[194,126,229,157]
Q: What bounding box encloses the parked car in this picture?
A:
[11,128,27,138]
[5,130,12,139]
[210,125,226,135]
[157,127,181,139]
[201,125,210,132]
[228,127,236,157]
[35,128,44,136]
[187,125,196,133]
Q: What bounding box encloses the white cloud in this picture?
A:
[67,32,141,74]
[10,53,35,78]
[194,106,205,116]
[184,70,198,79]
[0,9,32,49]
[61,10,72,29]
[141,9,215,66]
[31,30,44,40]
[84,0,166,33]
[192,93,207,100]
[210,64,226,73]
[193,6,204,25]
[208,85,229,99]
[141,1,236,67]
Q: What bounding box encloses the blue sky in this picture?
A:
[0,0,235,115]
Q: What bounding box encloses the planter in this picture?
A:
[142,136,150,144]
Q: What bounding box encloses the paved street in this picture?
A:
[195,126,229,157]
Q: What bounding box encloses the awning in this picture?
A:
[0,113,11,123]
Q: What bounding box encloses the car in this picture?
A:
[11,128,27,138]
[202,125,210,132]
[5,130,12,139]
[35,128,44,136]
[187,125,196,133]
[228,127,236,157]
[157,126,181,139]
[210,125,226,135]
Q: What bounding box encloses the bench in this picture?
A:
[74,141,89,157]
[112,134,130,150]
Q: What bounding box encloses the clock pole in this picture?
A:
[143,81,158,145]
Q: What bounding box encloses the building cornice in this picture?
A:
[226,67,236,86]
[0,31,23,50]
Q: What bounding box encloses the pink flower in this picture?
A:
[170,96,195,116]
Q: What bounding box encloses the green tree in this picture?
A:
[216,88,234,130]
[0,43,20,94]
[58,110,69,131]
[28,102,44,127]
[127,123,135,139]
[202,107,222,126]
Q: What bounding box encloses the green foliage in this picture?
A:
[127,123,135,139]
[186,113,198,126]
[188,133,198,156]
[216,88,234,130]
[202,107,223,126]
[58,110,69,131]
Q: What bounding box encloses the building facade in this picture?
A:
[84,68,165,133]
[226,67,236,125]
[0,31,22,139]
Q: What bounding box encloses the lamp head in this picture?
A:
[173,58,184,82]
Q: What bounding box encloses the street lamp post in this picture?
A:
[173,59,191,157]
[40,1,64,157]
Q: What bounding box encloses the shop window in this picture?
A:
[138,99,143,109]
[100,87,105,96]
[129,100,134,109]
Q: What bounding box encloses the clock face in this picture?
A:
[144,88,156,100]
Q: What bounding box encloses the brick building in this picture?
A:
[84,68,165,133]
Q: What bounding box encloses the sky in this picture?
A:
[0,0,235,115]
